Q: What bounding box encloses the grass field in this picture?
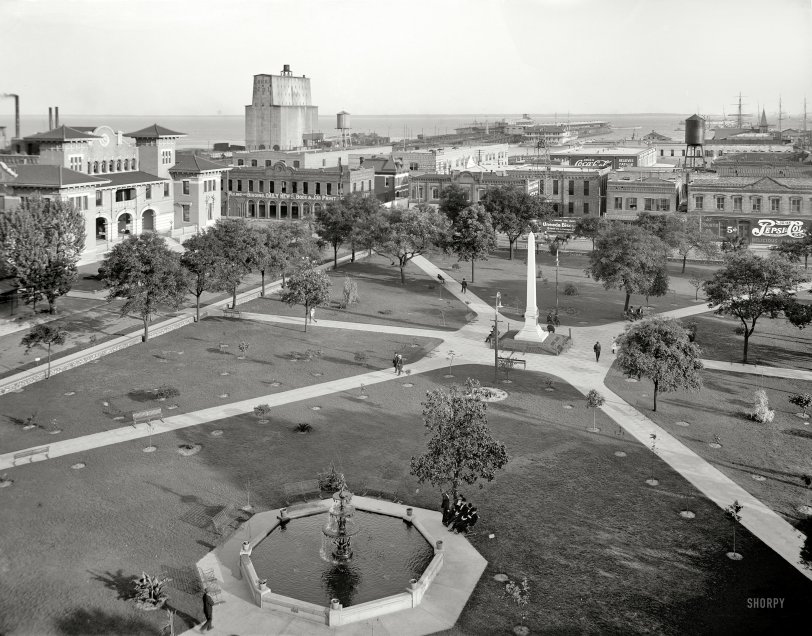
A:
[605,363,812,527]
[1,364,809,635]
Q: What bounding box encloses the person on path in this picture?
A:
[392,353,400,373]
[309,306,317,323]
[396,355,404,376]
[553,310,560,327]
[201,589,214,631]
[611,340,617,355]
[546,311,553,325]
[441,492,452,524]
[461,278,468,294]
[593,341,602,362]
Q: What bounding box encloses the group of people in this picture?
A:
[624,305,645,321]
[441,493,479,534]
[545,310,560,327]
[392,352,405,375]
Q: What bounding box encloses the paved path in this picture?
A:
[701,358,812,380]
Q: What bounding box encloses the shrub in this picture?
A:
[132,572,170,610]
[318,461,346,492]
[684,321,697,343]
[154,385,180,400]
[378,309,393,315]
[295,422,313,433]
[750,388,775,423]
[451,263,460,270]
[563,283,579,296]
[734,325,745,336]
[354,351,368,365]
[789,393,812,416]
[253,404,272,417]
[343,277,359,306]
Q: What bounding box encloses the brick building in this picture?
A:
[409,170,539,205]
[169,154,230,231]
[507,164,610,217]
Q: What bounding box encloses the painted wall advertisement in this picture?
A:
[749,219,809,244]
[539,218,578,236]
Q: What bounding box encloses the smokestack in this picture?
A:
[49,107,53,130]
[55,106,59,128]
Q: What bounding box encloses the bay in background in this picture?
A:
[1,112,805,150]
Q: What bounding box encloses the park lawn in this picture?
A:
[605,363,812,527]
[0,316,441,454]
[439,250,706,328]
[2,365,809,635]
[240,253,471,331]
[684,301,812,369]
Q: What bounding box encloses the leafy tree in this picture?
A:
[721,233,747,253]
[445,204,497,283]
[674,216,721,273]
[207,218,264,308]
[785,301,812,329]
[725,500,743,559]
[373,204,448,284]
[585,389,605,431]
[21,323,68,378]
[0,197,85,314]
[410,378,509,501]
[344,193,383,262]
[771,229,812,270]
[644,266,670,306]
[256,222,319,294]
[703,252,806,363]
[316,199,354,269]
[689,276,704,301]
[480,186,552,259]
[573,217,605,251]
[181,230,220,322]
[636,211,683,249]
[438,183,470,224]
[616,316,703,411]
[279,262,331,332]
[99,233,187,342]
[587,223,669,311]
[788,393,812,417]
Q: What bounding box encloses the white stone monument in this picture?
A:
[514,231,547,343]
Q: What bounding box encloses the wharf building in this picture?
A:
[0,123,229,263]
[222,161,375,221]
[395,144,509,175]
[245,65,319,151]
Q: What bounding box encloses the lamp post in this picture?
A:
[493,292,502,382]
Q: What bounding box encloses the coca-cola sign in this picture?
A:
[573,159,612,168]
[751,219,806,239]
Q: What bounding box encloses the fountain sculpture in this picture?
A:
[321,488,360,562]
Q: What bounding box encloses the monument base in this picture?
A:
[514,323,548,343]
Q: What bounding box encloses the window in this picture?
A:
[145,184,152,199]
[644,198,653,211]
[265,160,272,167]
[752,197,762,212]
[733,196,742,211]
[281,181,287,193]
[567,202,574,215]
[791,198,801,213]
[207,202,213,220]
[716,196,725,211]
[409,162,419,171]
[269,180,275,193]
[116,160,121,171]
[96,190,103,206]
[369,180,372,191]
[431,187,439,199]
[303,182,309,194]
[292,181,298,194]
[360,182,364,192]
[568,180,574,195]
[69,155,82,172]
[316,182,321,195]
[248,180,254,192]
[583,202,590,215]
[384,178,390,188]
[258,180,264,192]
[293,160,300,168]
[248,201,256,217]
[183,180,190,195]
[237,159,244,166]
[770,198,780,212]
[131,159,136,170]
[670,149,674,157]
[109,161,114,172]
[627,197,638,210]
[182,204,190,222]
[237,180,242,192]
[353,183,357,192]
[614,196,623,210]
[583,180,589,196]
[327,183,332,195]
[251,160,258,167]
[228,179,233,191]
[694,195,703,210]
[659,199,670,212]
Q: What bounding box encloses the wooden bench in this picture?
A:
[132,408,164,428]
[211,505,234,536]
[498,355,526,370]
[361,478,400,501]
[222,307,242,319]
[13,445,50,465]
[282,479,322,504]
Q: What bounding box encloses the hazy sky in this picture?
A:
[2,0,811,116]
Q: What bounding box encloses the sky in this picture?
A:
[2,0,812,116]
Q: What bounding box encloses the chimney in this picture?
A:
[49,107,53,130]
[55,106,59,128]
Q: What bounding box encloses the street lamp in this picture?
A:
[493,292,502,382]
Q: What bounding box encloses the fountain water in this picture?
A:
[321,488,360,562]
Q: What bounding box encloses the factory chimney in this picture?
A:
[49,107,53,130]
[2,94,21,139]
[55,106,59,128]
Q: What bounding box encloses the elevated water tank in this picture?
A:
[337,111,351,130]
[685,114,705,146]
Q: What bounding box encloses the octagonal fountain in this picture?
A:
[238,488,446,626]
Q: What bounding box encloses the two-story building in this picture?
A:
[507,164,610,217]
[605,172,684,221]
[222,161,375,221]
[409,170,539,206]
[169,154,230,232]
[356,155,409,204]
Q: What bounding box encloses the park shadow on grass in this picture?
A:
[55,607,161,636]
[88,568,134,602]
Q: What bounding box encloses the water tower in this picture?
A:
[337,111,351,148]
[684,114,706,168]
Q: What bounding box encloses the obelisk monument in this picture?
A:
[514,231,547,342]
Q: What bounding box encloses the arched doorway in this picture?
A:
[269,202,277,219]
[248,201,256,218]
[118,212,133,235]
[142,209,155,232]
[95,217,107,241]
[291,203,299,219]
[302,203,311,217]
[280,202,288,219]
[258,201,266,218]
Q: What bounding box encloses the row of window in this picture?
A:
[161,150,172,165]
[550,180,590,196]
[91,183,170,206]
[694,195,804,213]
[180,203,214,222]
[86,158,137,174]
[231,200,325,220]
[613,197,671,212]
[203,179,217,192]
[237,158,308,168]
[229,179,345,196]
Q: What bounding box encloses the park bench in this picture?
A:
[211,505,235,536]
[197,567,225,604]
[282,479,322,504]
[12,445,50,465]
[222,307,242,319]
[361,477,400,501]
[132,408,164,428]
[498,353,526,370]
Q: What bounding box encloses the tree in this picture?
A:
[689,276,704,301]
[636,211,683,249]
[181,230,220,322]
[573,217,605,251]
[345,193,383,263]
[587,223,669,312]
[644,266,670,306]
[316,199,354,269]
[725,500,743,560]
[0,197,85,314]
[373,204,448,284]
[721,233,747,253]
[788,393,812,418]
[279,262,331,332]
[785,300,812,329]
[703,252,806,363]
[438,183,470,224]
[410,379,509,502]
[21,323,68,378]
[256,222,319,295]
[585,389,605,432]
[480,186,553,259]
[616,316,703,412]
[674,216,721,273]
[772,229,812,270]
[99,233,188,342]
[207,218,264,309]
[445,204,497,283]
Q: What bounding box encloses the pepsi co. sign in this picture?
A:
[751,219,806,239]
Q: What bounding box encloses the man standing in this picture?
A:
[392,352,400,373]
[396,355,404,376]
[593,341,601,362]
[201,588,214,631]
[309,306,317,323]
[461,278,468,294]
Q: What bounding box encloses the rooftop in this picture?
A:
[124,124,186,139]
[100,171,167,186]
[2,164,109,188]
[169,154,230,173]
[551,147,652,156]
[23,125,99,142]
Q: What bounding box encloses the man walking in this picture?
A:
[461,278,468,294]
[309,306,317,323]
[393,352,400,373]
[201,588,214,631]
[396,355,404,376]
[593,341,601,362]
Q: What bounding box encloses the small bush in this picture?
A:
[451,263,460,270]
[734,325,745,336]
[295,422,313,433]
[536,267,543,279]
[253,404,272,417]
[750,389,775,423]
[789,393,812,415]
[132,572,170,610]
[564,283,579,296]
[154,385,180,400]
[318,461,346,492]
[354,351,368,365]
[343,277,359,306]
[378,309,393,315]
